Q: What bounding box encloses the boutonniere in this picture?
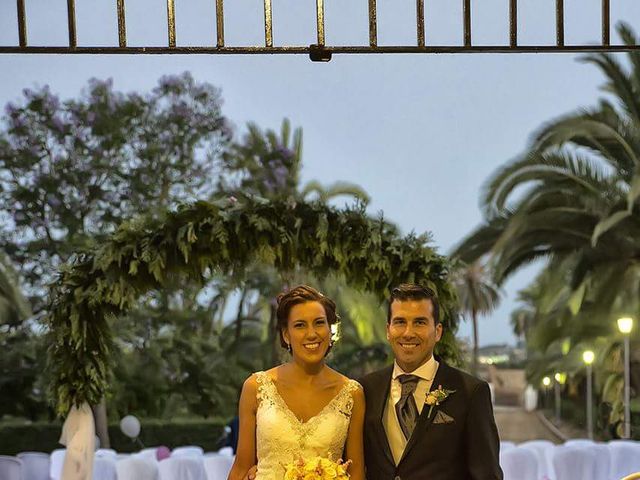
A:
[425,385,456,418]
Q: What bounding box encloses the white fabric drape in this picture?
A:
[59,402,96,480]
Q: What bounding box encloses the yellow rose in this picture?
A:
[426,395,437,405]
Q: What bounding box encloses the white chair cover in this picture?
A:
[116,457,159,480]
[500,447,539,480]
[50,449,66,480]
[609,441,640,480]
[159,457,207,480]
[523,385,538,412]
[583,444,610,480]
[563,438,594,448]
[17,452,50,480]
[203,455,234,480]
[500,441,516,451]
[92,457,116,480]
[216,447,234,457]
[551,445,596,480]
[94,449,117,460]
[519,440,555,480]
[0,456,22,480]
[133,448,160,463]
[172,446,204,458]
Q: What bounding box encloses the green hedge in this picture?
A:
[0,419,226,456]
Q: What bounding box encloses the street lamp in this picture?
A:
[617,317,634,439]
[554,372,566,423]
[583,350,595,439]
[541,376,551,409]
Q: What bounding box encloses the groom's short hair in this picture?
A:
[387,283,440,325]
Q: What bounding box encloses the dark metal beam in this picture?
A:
[368,0,377,47]
[167,0,176,47]
[602,0,610,46]
[556,0,564,47]
[17,0,27,47]
[417,0,425,47]
[509,0,517,47]
[216,0,224,47]
[463,0,471,47]
[117,0,126,47]
[3,44,640,55]
[67,0,77,48]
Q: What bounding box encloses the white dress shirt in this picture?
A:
[383,355,439,465]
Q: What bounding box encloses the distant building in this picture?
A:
[477,342,526,367]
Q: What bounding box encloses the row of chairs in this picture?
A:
[0,446,235,480]
[499,439,640,480]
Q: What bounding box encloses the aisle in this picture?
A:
[494,406,563,443]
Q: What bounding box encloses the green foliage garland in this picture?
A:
[47,197,456,415]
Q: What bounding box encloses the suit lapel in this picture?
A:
[398,361,451,464]
[370,365,394,467]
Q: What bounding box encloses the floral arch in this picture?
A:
[46,197,456,415]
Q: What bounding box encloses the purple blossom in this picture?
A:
[157,74,185,93]
[9,114,26,130]
[271,164,289,189]
[46,193,62,208]
[28,145,40,157]
[275,146,294,161]
[52,115,66,133]
[5,102,18,116]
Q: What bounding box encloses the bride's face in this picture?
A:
[283,301,331,362]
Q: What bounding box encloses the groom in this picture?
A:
[360,284,503,480]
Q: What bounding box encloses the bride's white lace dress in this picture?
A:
[254,371,360,480]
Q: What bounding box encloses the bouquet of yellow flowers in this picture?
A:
[283,455,351,480]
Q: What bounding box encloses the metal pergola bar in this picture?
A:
[416,0,425,48]
[264,0,273,47]
[17,0,27,47]
[509,0,517,47]
[316,0,325,46]
[602,0,610,46]
[117,0,126,47]
[216,0,224,47]
[556,0,564,47]
[3,0,640,58]
[67,0,77,48]
[167,0,176,48]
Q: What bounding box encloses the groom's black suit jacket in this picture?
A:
[360,361,503,480]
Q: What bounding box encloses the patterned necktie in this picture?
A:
[395,374,420,440]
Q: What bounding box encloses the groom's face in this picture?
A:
[387,299,443,373]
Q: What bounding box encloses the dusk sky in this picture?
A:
[2,0,640,346]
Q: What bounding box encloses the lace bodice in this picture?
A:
[254,371,360,480]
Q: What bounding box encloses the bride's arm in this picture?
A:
[344,385,366,480]
[227,375,258,480]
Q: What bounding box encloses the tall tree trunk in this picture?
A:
[472,308,479,377]
[234,288,247,343]
[91,398,110,448]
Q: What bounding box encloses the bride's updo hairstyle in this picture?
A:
[276,285,340,356]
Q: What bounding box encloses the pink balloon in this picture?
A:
[156,446,171,461]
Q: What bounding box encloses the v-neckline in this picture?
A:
[265,373,350,425]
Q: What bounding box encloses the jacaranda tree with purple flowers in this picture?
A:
[0,73,230,309]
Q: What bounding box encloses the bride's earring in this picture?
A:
[286,342,292,354]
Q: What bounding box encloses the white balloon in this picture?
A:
[120,415,141,438]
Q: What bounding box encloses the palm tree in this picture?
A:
[451,261,500,375]
[0,251,31,326]
[452,26,640,434]
[453,23,640,327]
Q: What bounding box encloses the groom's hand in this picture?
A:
[242,465,257,480]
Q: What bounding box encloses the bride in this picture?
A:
[227,285,366,480]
